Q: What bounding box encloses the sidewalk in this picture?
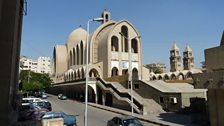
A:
[88,103,199,126]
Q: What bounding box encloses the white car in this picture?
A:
[22,97,47,103]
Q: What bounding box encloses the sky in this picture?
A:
[21,0,224,71]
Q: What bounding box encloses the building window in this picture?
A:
[131,39,138,53]
[111,36,119,51]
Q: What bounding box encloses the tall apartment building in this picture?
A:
[37,57,51,74]
[20,56,51,74]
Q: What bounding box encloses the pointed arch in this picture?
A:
[111,36,119,51]
[177,72,185,80]
[158,75,163,80]
[171,74,177,80]
[80,41,84,64]
[131,38,138,53]
[73,48,76,65]
[132,68,138,80]
[164,74,169,81]
[89,69,99,78]
[69,50,73,66]
[152,75,157,80]
[185,71,193,80]
[76,45,80,65]
[121,25,128,52]
[111,67,118,76]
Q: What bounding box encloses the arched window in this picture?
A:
[131,39,138,53]
[76,45,79,65]
[81,68,84,78]
[80,41,83,64]
[111,67,118,76]
[121,26,128,52]
[89,69,99,77]
[73,48,76,65]
[111,36,119,51]
[132,68,138,80]
[70,51,73,66]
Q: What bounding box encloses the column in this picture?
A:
[0,0,23,125]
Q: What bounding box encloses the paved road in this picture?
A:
[47,94,157,126]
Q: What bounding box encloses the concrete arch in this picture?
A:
[177,72,185,80]
[158,75,163,80]
[111,36,119,51]
[152,75,157,80]
[69,50,73,67]
[132,68,138,80]
[87,85,96,103]
[73,48,76,65]
[80,41,84,64]
[89,68,99,78]
[185,71,193,80]
[111,67,118,76]
[131,38,138,53]
[76,45,80,65]
[171,73,177,80]
[164,74,170,81]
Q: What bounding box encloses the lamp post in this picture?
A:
[85,17,104,126]
[119,32,140,116]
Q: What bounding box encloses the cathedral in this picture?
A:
[52,10,145,83]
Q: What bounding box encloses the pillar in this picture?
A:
[0,0,23,125]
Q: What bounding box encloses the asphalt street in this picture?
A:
[47,94,157,126]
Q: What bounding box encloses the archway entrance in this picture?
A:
[105,93,113,107]
[111,67,118,76]
[132,68,138,80]
[89,69,99,77]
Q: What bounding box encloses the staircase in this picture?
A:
[96,77,165,115]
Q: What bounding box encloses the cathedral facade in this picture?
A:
[52,11,143,83]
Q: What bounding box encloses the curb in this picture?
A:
[87,103,170,126]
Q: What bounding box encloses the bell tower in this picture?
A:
[170,42,182,72]
[183,44,194,70]
[101,9,111,23]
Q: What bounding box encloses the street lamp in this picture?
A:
[85,17,104,126]
[119,32,140,116]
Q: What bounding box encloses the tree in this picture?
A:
[153,67,162,74]
[19,70,52,92]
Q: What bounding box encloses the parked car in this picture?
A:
[60,95,67,100]
[107,116,143,126]
[26,108,49,120]
[18,104,43,121]
[41,112,77,126]
[42,94,47,99]
[58,94,63,99]
[23,97,47,103]
[32,101,52,111]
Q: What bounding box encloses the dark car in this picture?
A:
[32,101,52,111]
[60,95,67,100]
[41,112,77,126]
[58,94,63,99]
[107,116,143,126]
[18,104,44,121]
[26,108,49,120]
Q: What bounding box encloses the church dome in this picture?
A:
[67,27,87,47]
